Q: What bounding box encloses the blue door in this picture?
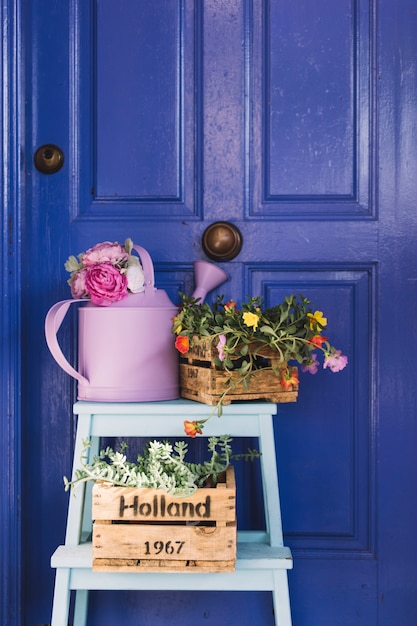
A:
[2,0,416,624]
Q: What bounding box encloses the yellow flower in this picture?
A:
[173,314,183,334]
[242,311,260,331]
[307,310,327,330]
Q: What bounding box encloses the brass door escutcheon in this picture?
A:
[34,144,64,174]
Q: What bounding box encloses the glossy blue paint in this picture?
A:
[96,2,181,198]
[1,1,23,624]
[1,0,417,624]
[377,0,417,623]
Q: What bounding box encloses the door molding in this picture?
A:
[1,0,23,622]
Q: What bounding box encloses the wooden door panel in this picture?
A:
[74,0,199,220]
[249,266,373,553]
[251,0,373,217]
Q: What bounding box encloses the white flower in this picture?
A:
[126,263,145,293]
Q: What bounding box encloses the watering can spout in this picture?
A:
[191,260,228,303]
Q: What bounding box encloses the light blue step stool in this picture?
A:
[50,399,293,625]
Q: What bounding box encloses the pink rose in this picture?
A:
[81,242,129,267]
[85,263,128,306]
[69,268,88,299]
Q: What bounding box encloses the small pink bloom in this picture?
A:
[323,351,348,372]
[85,263,128,306]
[216,334,227,361]
[301,353,319,374]
[69,268,88,299]
[82,241,129,267]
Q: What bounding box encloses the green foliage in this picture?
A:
[172,293,349,416]
[173,293,325,366]
[64,436,261,497]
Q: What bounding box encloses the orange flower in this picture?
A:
[175,335,190,354]
[184,420,204,438]
[280,367,299,391]
[224,300,238,312]
[308,335,328,348]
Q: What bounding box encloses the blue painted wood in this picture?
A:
[1,0,416,624]
[251,0,374,219]
[75,0,202,220]
[95,2,181,199]
[377,0,417,623]
[0,1,23,624]
[250,265,372,554]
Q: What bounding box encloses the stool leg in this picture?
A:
[272,570,292,626]
[51,568,71,626]
[73,589,89,626]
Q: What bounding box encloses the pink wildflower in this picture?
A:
[216,334,227,361]
[323,351,348,372]
[301,353,319,374]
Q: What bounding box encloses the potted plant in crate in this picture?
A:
[173,293,348,432]
[64,436,259,573]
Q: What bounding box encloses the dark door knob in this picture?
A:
[202,221,243,261]
[34,144,64,174]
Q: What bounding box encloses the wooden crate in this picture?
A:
[92,466,236,573]
[180,338,298,405]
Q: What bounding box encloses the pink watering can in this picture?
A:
[45,244,227,402]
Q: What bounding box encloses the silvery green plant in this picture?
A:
[64,436,260,497]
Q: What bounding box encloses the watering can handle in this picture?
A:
[132,244,155,291]
[44,299,89,385]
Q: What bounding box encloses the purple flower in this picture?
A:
[216,334,227,361]
[301,353,319,374]
[85,263,128,306]
[323,351,348,372]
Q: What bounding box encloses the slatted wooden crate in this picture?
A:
[180,338,298,405]
[92,466,236,572]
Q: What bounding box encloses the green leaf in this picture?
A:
[238,360,250,376]
[64,255,81,272]
[259,325,275,335]
[124,238,133,254]
[279,309,289,324]
[224,356,234,368]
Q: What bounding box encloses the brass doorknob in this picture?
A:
[34,144,65,174]
[202,222,243,261]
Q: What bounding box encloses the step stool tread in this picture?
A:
[51,541,293,571]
